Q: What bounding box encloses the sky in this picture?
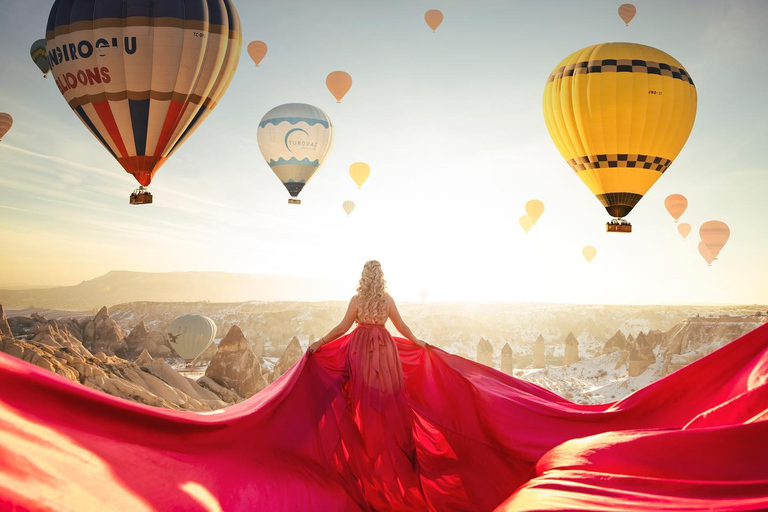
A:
[1,0,767,305]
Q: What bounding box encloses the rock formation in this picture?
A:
[0,304,11,339]
[124,321,173,359]
[205,326,267,398]
[645,329,665,349]
[82,306,127,356]
[270,336,303,382]
[477,338,493,366]
[500,343,514,374]
[627,333,635,343]
[628,331,656,377]
[533,335,545,368]
[563,332,579,366]
[601,330,628,355]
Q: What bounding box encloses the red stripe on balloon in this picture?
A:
[153,100,186,158]
[92,101,129,162]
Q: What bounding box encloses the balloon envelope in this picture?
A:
[257,103,334,200]
[698,241,715,266]
[326,71,352,103]
[168,315,217,361]
[343,200,355,216]
[582,246,597,262]
[618,4,637,25]
[45,0,242,187]
[425,10,444,32]
[247,41,268,66]
[525,200,545,223]
[519,215,534,234]
[700,221,730,259]
[678,223,692,240]
[419,290,429,301]
[0,114,12,141]
[30,39,50,76]
[543,43,697,223]
[349,162,370,188]
[665,194,688,222]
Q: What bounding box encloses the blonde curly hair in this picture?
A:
[356,260,389,322]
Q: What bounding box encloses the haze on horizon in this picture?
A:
[1,1,767,305]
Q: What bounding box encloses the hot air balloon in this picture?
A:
[618,4,637,25]
[247,41,268,66]
[665,194,688,222]
[167,315,217,362]
[582,246,597,262]
[678,223,692,240]
[525,200,545,224]
[700,221,730,260]
[349,162,370,189]
[326,71,352,103]
[543,43,697,233]
[0,114,12,141]
[419,290,429,301]
[698,241,715,266]
[45,1,242,204]
[30,39,50,77]
[343,200,355,216]
[257,103,334,204]
[519,215,534,234]
[425,9,443,32]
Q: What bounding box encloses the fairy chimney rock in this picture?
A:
[0,304,12,339]
[500,343,515,374]
[205,326,266,398]
[602,330,628,355]
[628,331,656,377]
[533,335,545,368]
[564,332,579,366]
[477,338,493,366]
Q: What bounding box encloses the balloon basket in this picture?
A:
[288,198,301,205]
[130,186,153,205]
[606,220,631,233]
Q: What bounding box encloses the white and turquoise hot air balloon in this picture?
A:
[257,103,334,204]
[167,315,217,362]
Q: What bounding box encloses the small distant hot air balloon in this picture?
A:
[103,286,110,292]
[343,200,355,216]
[525,200,545,224]
[678,223,692,240]
[46,0,242,204]
[349,162,370,188]
[543,43,697,233]
[665,194,688,222]
[519,215,534,234]
[257,103,334,204]
[0,114,12,141]
[425,9,444,32]
[326,71,353,103]
[419,290,429,301]
[167,315,217,362]
[698,241,715,266]
[30,39,50,77]
[700,221,730,260]
[247,41,268,66]
[582,246,597,263]
[618,4,637,25]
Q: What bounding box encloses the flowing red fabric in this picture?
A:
[0,322,767,511]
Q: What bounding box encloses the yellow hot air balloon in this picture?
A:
[678,222,692,240]
[618,4,637,25]
[424,9,444,32]
[247,41,268,66]
[543,43,697,233]
[326,71,352,103]
[582,246,597,262]
[698,241,715,266]
[525,200,545,224]
[0,114,12,141]
[665,194,688,222]
[342,200,355,216]
[519,215,534,234]
[700,221,730,260]
[349,162,370,189]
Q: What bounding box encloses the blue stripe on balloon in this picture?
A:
[54,0,75,29]
[259,117,329,129]
[269,157,320,167]
[70,0,96,24]
[207,0,224,26]
[169,105,206,154]
[46,0,61,33]
[124,0,152,18]
[75,105,117,159]
[154,0,186,19]
[221,0,241,31]
[183,0,207,22]
[128,99,150,156]
[93,0,122,20]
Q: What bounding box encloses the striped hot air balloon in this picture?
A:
[257,103,334,204]
[45,0,242,202]
[543,43,697,232]
[342,200,355,216]
[30,39,50,77]
[700,221,730,261]
[665,194,688,222]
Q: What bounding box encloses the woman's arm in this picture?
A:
[308,297,358,353]
[388,296,427,348]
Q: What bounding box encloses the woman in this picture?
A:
[308,260,428,510]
